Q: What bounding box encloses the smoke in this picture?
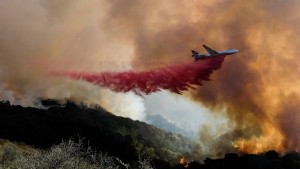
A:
[0,0,146,120]
[54,56,224,95]
[1,0,300,159]
[100,0,300,158]
[188,0,300,155]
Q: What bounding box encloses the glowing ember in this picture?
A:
[179,156,189,168]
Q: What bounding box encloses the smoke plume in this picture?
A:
[1,0,300,159]
[0,0,146,120]
[54,56,224,95]
[101,0,300,158]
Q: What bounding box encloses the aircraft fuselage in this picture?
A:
[192,45,238,61]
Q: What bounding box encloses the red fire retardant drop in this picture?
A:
[54,56,225,95]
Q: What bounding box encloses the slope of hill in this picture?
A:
[0,138,153,169]
[0,100,193,168]
[146,114,196,138]
[2,101,300,169]
[2,137,300,169]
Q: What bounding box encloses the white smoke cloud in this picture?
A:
[42,77,146,121]
[144,90,231,137]
[100,90,146,121]
[0,84,15,104]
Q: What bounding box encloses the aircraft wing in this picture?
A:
[202,45,218,55]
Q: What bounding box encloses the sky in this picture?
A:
[1,0,300,158]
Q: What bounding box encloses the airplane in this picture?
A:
[191,45,238,61]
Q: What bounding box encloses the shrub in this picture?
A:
[0,139,154,169]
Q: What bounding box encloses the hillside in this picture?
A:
[2,138,300,169]
[0,100,193,168]
[0,138,154,169]
[146,114,195,138]
[2,101,300,169]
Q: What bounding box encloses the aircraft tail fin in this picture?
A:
[203,45,218,55]
[191,50,200,62]
[191,50,199,57]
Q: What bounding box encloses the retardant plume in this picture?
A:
[54,56,224,95]
[2,0,300,161]
[102,0,300,158]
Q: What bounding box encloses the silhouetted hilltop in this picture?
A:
[0,100,192,168]
[2,100,300,169]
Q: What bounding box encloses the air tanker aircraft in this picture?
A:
[192,45,238,61]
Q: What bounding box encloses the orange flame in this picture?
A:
[179,156,189,168]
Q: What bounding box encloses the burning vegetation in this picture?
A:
[2,101,300,169]
[179,156,189,168]
[1,0,300,163]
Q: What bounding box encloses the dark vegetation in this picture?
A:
[182,150,300,169]
[0,100,192,168]
[0,138,153,169]
[1,100,300,169]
